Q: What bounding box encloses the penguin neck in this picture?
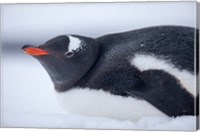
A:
[53,42,99,93]
[54,79,77,92]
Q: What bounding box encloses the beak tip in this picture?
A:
[22,45,49,56]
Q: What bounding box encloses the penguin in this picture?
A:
[22,26,197,121]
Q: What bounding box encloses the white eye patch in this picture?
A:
[67,35,82,52]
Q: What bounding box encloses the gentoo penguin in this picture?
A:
[22,26,197,121]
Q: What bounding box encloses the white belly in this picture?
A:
[55,87,166,121]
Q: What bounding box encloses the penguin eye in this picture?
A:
[64,51,74,57]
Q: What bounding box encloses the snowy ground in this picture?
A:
[1,52,196,131]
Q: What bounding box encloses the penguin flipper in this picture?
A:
[126,69,195,117]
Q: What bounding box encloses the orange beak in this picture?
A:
[22,46,49,56]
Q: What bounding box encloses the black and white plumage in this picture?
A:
[22,26,197,121]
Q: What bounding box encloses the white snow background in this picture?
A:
[1,2,197,130]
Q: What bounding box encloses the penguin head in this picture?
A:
[22,35,98,92]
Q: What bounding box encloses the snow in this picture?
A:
[2,112,196,130]
[1,2,197,130]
